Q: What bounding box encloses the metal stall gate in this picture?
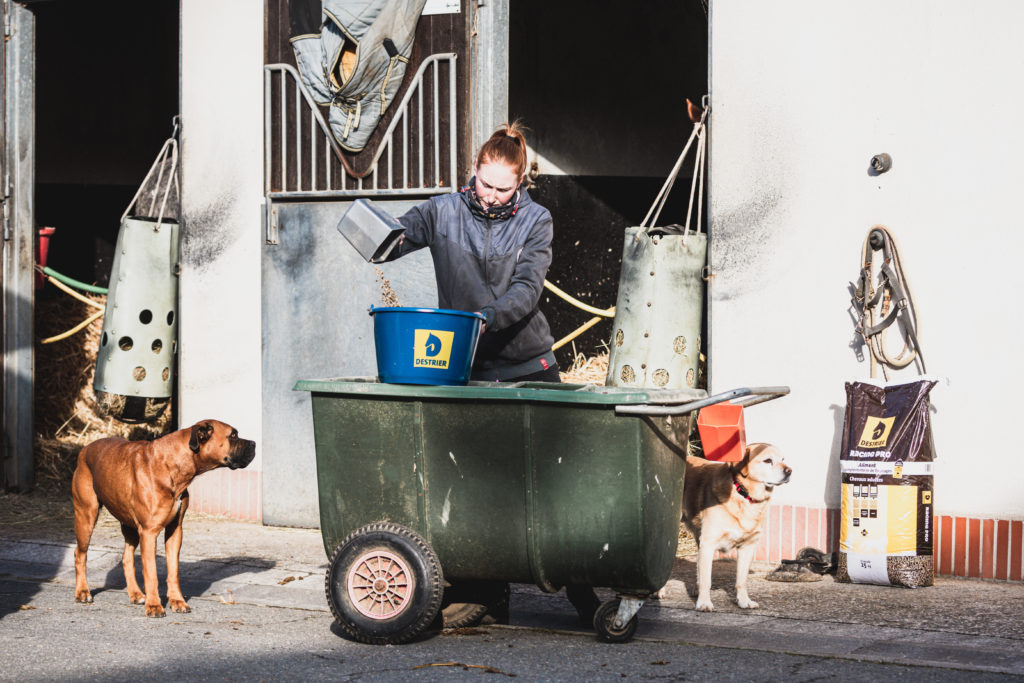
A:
[261,46,464,524]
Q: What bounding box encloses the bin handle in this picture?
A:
[614,386,790,417]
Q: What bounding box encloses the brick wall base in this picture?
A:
[751,505,1023,581]
[188,468,261,522]
[188,482,1024,583]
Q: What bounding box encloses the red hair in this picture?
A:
[475,121,530,181]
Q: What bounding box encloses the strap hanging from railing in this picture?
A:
[122,117,181,229]
[641,96,709,241]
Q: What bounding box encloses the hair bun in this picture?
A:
[475,120,531,182]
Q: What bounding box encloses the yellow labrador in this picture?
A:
[682,443,792,611]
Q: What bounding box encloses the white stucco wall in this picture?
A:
[179,2,264,464]
[709,1,1024,518]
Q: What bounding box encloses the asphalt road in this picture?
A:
[2,576,1019,683]
[3,495,1021,681]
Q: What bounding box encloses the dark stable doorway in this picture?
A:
[33,0,180,289]
[509,0,709,367]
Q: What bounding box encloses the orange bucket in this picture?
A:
[696,403,746,462]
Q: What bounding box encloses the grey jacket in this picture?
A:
[390,190,556,372]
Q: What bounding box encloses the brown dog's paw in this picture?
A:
[168,599,191,614]
[128,592,146,605]
[74,592,93,604]
[145,604,167,618]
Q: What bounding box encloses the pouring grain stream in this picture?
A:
[374,266,400,307]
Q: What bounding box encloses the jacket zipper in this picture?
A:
[484,218,492,286]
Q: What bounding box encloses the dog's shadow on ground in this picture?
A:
[659,556,747,605]
[93,555,278,602]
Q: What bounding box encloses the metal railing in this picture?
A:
[264,53,458,200]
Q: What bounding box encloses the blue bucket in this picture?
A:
[370,307,485,386]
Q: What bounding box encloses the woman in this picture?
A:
[388,122,599,625]
[388,121,560,382]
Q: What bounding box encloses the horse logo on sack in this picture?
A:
[414,329,454,369]
[858,416,896,448]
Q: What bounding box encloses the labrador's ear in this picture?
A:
[189,422,214,453]
[730,445,755,475]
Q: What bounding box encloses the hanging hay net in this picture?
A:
[33,288,174,491]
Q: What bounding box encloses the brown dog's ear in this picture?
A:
[189,422,215,453]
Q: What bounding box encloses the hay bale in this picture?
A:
[33,288,173,490]
[559,351,609,385]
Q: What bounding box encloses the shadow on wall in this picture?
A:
[826,404,844,509]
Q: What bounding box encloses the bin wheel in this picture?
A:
[325,522,443,645]
[593,599,638,643]
[441,580,510,628]
[441,602,489,629]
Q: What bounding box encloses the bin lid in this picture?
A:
[293,376,706,407]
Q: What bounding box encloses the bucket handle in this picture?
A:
[614,386,790,417]
[121,117,180,229]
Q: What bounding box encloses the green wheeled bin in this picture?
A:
[294,377,788,644]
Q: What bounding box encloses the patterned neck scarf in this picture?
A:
[460,178,521,221]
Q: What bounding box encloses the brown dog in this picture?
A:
[71,420,255,617]
[682,443,791,611]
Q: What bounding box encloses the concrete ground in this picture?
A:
[1,501,1022,676]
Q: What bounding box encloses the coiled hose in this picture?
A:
[37,266,107,344]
